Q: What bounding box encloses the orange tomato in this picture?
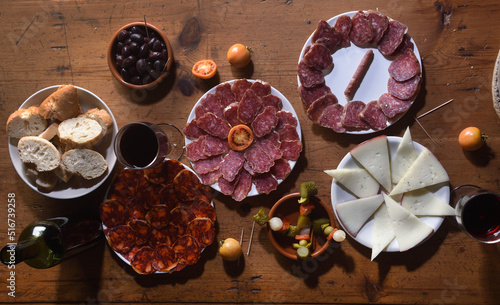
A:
[192,60,217,79]
[227,43,251,68]
[219,238,242,261]
[228,124,253,151]
[458,127,487,151]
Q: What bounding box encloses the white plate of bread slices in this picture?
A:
[7,85,118,199]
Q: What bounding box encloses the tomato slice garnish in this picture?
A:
[228,124,253,151]
[192,60,217,79]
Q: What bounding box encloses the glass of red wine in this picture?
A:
[452,185,500,244]
[114,122,184,169]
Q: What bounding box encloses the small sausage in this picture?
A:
[344,49,374,100]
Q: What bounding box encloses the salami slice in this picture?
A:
[126,197,147,220]
[243,144,275,174]
[200,168,223,185]
[344,49,374,100]
[173,169,201,202]
[100,199,127,228]
[378,93,412,119]
[394,34,414,56]
[261,94,283,111]
[250,81,272,97]
[145,205,171,229]
[130,246,155,275]
[199,93,224,118]
[231,79,253,102]
[277,124,299,141]
[334,15,352,48]
[255,138,283,161]
[280,140,302,161]
[307,93,338,124]
[303,43,334,72]
[143,159,185,186]
[259,130,281,148]
[243,160,256,176]
[183,120,206,140]
[186,218,215,247]
[218,175,239,195]
[185,136,207,162]
[366,10,389,44]
[107,169,143,199]
[270,158,291,180]
[194,104,207,121]
[349,11,374,47]
[173,235,201,265]
[298,60,324,88]
[253,172,278,195]
[220,150,245,182]
[128,219,152,246]
[152,244,178,273]
[378,20,407,56]
[341,101,370,130]
[388,48,421,82]
[276,110,298,130]
[170,206,196,235]
[106,224,136,255]
[388,75,421,100]
[232,170,253,201]
[215,82,236,108]
[312,19,342,53]
[237,89,263,124]
[192,155,223,175]
[318,103,346,133]
[251,106,278,138]
[299,84,332,107]
[196,112,231,139]
[202,134,231,157]
[223,102,240,127]
[359,100,387,130]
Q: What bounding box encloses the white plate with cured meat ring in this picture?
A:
[101,159,216,275]
[297,11,423,134]
[184,79,303,201]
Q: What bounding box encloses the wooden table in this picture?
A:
[1,1,499,304]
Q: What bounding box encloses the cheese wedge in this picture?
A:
[335,194,384,237]
[401,188,455,216]
[390,147,449,196]
[350,136,392,192]
[383,194,434,252]
[324,168,380,198]
[391,127,418,184]
[371,203,395,260]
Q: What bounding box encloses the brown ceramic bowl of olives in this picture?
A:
[107,22,173,89]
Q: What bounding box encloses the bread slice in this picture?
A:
[62,149,107,179]
[36,171,58,192]
[38,85,80,121]
[38,122,59,141]
[6,106,48,138]
[58,116,104,148]
[84,108,113,134]
[17,136,61,171]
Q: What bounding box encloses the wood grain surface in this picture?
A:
[0,0,499,304]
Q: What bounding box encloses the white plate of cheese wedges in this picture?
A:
[327,128,452,259]
[8,85,118,199]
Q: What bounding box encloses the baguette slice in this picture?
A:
[17,136,61,171]
[6,106,48,138]
[38,122,59,141]
[58,116,104,148]
[62,149,107,179]
[38,85,80,121]
[84,108,113,133]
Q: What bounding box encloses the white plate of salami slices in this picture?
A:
[330,136,450,252]
[184,79,302,201]
[101,160,216,274]
[297,10,423,134]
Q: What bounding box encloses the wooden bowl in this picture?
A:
[267,193,335,260]
[107,22,174,90]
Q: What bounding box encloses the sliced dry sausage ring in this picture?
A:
[127,219,152,246]
[186,218,216,247]
[173,169,201,202]
[100,199,128,228]
[130,246,155,275]
[145,205,171,230]
[152,244,178,273]
[173,236,201,266]
[105,225,137,255]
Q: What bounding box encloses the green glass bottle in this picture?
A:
[1,216,102,269]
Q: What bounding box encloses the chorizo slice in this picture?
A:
[107,168,144,199]
[186,218,216,247]
[145,205,171,230]
[173,236,202,266]
[105,224,137,255]
[173,169,201,202]
[152,244,178,273]
[170,206,196,235]
[130,246,155,275]
[100,198,128,228]
[127,219,152,246]
[144,159,185,186]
